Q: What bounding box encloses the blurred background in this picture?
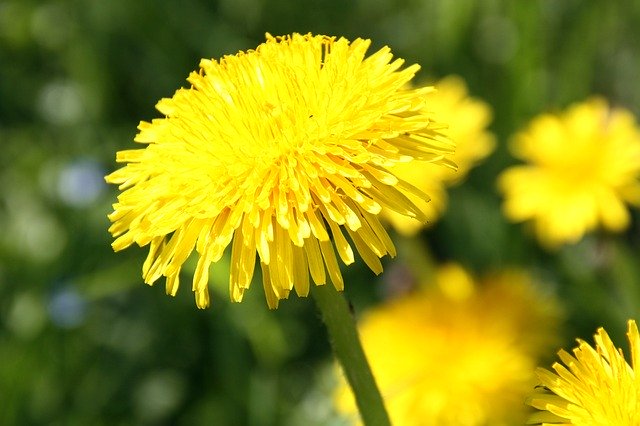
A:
[2,0,640,424]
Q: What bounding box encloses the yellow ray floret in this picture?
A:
[106,33,453,308]
[527,320,640,425]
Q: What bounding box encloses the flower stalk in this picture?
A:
[312,284,390,426]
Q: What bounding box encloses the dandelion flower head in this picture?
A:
[527,320,640,425]
[383,75,495,235]
[106,33,453,309]
[498,98,640,247]
[335,263,562,425]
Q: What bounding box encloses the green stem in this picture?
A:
[311,284,391,426]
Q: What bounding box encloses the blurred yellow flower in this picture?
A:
[105,33,454,309]
[382,75,495,235]
[499,98,640,247]
[335,263,562,425]
[527,320,640,425]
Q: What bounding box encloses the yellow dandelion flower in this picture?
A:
[527,320,640,425]
[430,76,495,184]
[498,98,640,247]
[106,33,453,309]
[335,263,562,425]
[383,75,495,235]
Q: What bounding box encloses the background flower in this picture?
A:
[498,98,640,248]
[334,263,562,425]
[382,75,495,235]
[528,320,640,425]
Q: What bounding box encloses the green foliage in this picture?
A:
[1,0,640,424]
